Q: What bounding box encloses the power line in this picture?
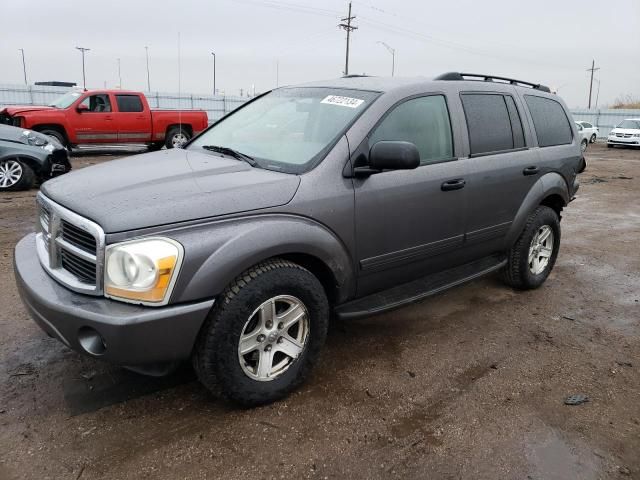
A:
[339,2,358,76]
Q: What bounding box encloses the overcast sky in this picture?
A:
[2,0,639,108]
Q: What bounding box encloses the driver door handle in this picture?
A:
[441,178,466,191]
[523,166,539,176]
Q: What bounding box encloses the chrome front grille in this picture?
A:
[36,193,105,296]
[61,219,97,254]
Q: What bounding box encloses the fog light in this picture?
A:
[78,326,106,356]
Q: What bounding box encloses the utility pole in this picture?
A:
[117,58,122,88]
[18,49,28,85]
[594,78,601,109]
[211,52,216,95]
[339,2,357,76]
[377,41,395,76]
[586,60,600,109]
[145,46,151,91]
[75,46,90,90]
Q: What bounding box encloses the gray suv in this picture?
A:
[14,73,585,406]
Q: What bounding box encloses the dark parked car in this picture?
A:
[14,73,586,406]
[0,124,70,191]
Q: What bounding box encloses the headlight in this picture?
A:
[633,134,640,138]
[104,238,184,306]
[21,130,49,148]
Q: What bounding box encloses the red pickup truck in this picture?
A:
[0,90,208,150]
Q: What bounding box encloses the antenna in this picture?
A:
[178,32,183,146]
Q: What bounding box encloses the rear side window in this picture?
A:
[116,95,144,113]
[461,93,525,155]
[524,95,572,147]
[369,95,454,165]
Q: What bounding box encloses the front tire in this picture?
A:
[502,206,560,290]
[165,127,191,149]
[0,159,35,191]
[38,129,67,147]
[580,139,588,152]
[193,259,329,406]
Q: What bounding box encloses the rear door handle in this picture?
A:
[523,166,539,176]
[441,179,466,191]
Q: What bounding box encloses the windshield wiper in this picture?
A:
[201,145,259,167]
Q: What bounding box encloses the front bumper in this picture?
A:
[14,233,214,366]
[608,137,640,145]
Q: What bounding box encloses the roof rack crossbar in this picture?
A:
[434,72,551,93]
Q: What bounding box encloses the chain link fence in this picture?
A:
[0,83,248,124]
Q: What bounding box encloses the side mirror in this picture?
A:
[76,104,89,113]
[369,140,420,171]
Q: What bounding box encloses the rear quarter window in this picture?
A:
[524,95,573,147]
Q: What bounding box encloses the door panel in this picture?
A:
[464,149,539,252]
[113,94,152,142]
[353,94,468,296]
[70,93,117,144]
[354,161,468,296]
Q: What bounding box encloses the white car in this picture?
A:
[575,122,591,152]
[575,121,599,144]
[608,118,640,148]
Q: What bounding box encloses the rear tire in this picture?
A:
[589,134,596,143]
[192,259,329,407]
[502,206,560,290]
[165,127,191,149]
[0,159,35,191]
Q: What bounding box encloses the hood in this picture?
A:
[41,149,301,233]
[0,123,63,149]
[0,124,34,143]
[0,105,55,116]
[610,128,640,135]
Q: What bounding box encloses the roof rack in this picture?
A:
[434,72,551,93]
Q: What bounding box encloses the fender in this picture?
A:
[504,172,570,248]
[167,214,356,304]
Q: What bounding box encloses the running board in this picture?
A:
[335,254,507,320]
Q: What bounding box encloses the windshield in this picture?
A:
[188,87,379,173]
[48,91,83,109]
[616,119,640,129]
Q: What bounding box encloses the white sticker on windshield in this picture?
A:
[321,95,365,108]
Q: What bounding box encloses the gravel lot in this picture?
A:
[1,144,639,480]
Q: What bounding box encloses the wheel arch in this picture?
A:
[32,124,69,144]
[168,215,356,306]
[504,172,569,248]
[0,153,45,176]
[166,123,194,137]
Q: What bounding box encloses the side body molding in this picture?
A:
[166,214,356,304]
[504,172,570,248]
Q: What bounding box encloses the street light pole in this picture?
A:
[145,46,151,91]
[377,41,395,76]
[117,58,122,88]
[75,46,90,90]
[211,52,216,95]
[18,49,28,85]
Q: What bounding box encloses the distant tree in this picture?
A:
[611,94,640,109]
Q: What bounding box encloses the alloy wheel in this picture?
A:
[0,160,23,189]
[238,295,310,381]
[528,225,554,275]
[171,132,189,148]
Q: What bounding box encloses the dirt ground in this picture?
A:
[0,144,639,480]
